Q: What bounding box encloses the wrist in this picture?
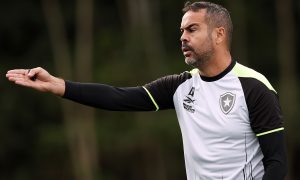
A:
[50,76,65,96]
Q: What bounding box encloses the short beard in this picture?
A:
[184,31,214,69]
[185,48,214,69]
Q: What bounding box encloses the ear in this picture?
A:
[213,27,226,45]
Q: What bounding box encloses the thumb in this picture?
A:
[28,67,44,81]
[27,69,37,81]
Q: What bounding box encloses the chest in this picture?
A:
[174,76,252,138]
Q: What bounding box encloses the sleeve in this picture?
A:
[246,79,284,135]
[63,72,190,111]
[258,131,287,180]
[240,77,287,179]
[63,81,157,111]
[144,72,192,110]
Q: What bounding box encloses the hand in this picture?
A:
[6,67,65,96]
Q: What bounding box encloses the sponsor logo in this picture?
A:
[183,87,195,113]
[219,92,236,114]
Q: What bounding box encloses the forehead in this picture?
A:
[181,9,207,28]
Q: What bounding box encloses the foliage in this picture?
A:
[0,0,299,179]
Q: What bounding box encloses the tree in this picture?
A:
[276,0,298,179]
[226,0,248,65]
[42,0,99,179]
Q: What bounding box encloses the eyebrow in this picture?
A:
[180,23,199,31]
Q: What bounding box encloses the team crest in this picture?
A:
[219,92,236,114]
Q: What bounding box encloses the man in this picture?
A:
[6,1,287,180]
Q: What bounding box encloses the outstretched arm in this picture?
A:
[6,67,157,111]
[6,67,181,111]
[6,67,65,96]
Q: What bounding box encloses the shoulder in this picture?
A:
[232,63,284,135]
[142,70,195,110]
[145,70,194,89]
[232,62,276,93]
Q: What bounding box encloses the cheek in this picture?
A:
[194,36,211,50]
[193,32,210,45]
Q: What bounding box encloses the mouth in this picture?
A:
[182,46,193,57]
[183,51,192,57]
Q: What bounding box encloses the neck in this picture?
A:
[197,50,232,77]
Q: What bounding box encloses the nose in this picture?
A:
[180,31,188,43]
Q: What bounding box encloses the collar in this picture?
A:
[200,60,236,82]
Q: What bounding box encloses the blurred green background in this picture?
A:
[0,0,299,179]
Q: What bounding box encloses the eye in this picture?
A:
[188,27,197,32]
[187,29,194,33]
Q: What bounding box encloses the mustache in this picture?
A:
[181,44,194,52]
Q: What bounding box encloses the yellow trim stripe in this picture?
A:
[189,68,199,75]
[233,63,277,93]
[256,127,284,137]
[142,86,159,111]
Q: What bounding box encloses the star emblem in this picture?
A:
[220,92,236,114]
[223,97,232,107]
